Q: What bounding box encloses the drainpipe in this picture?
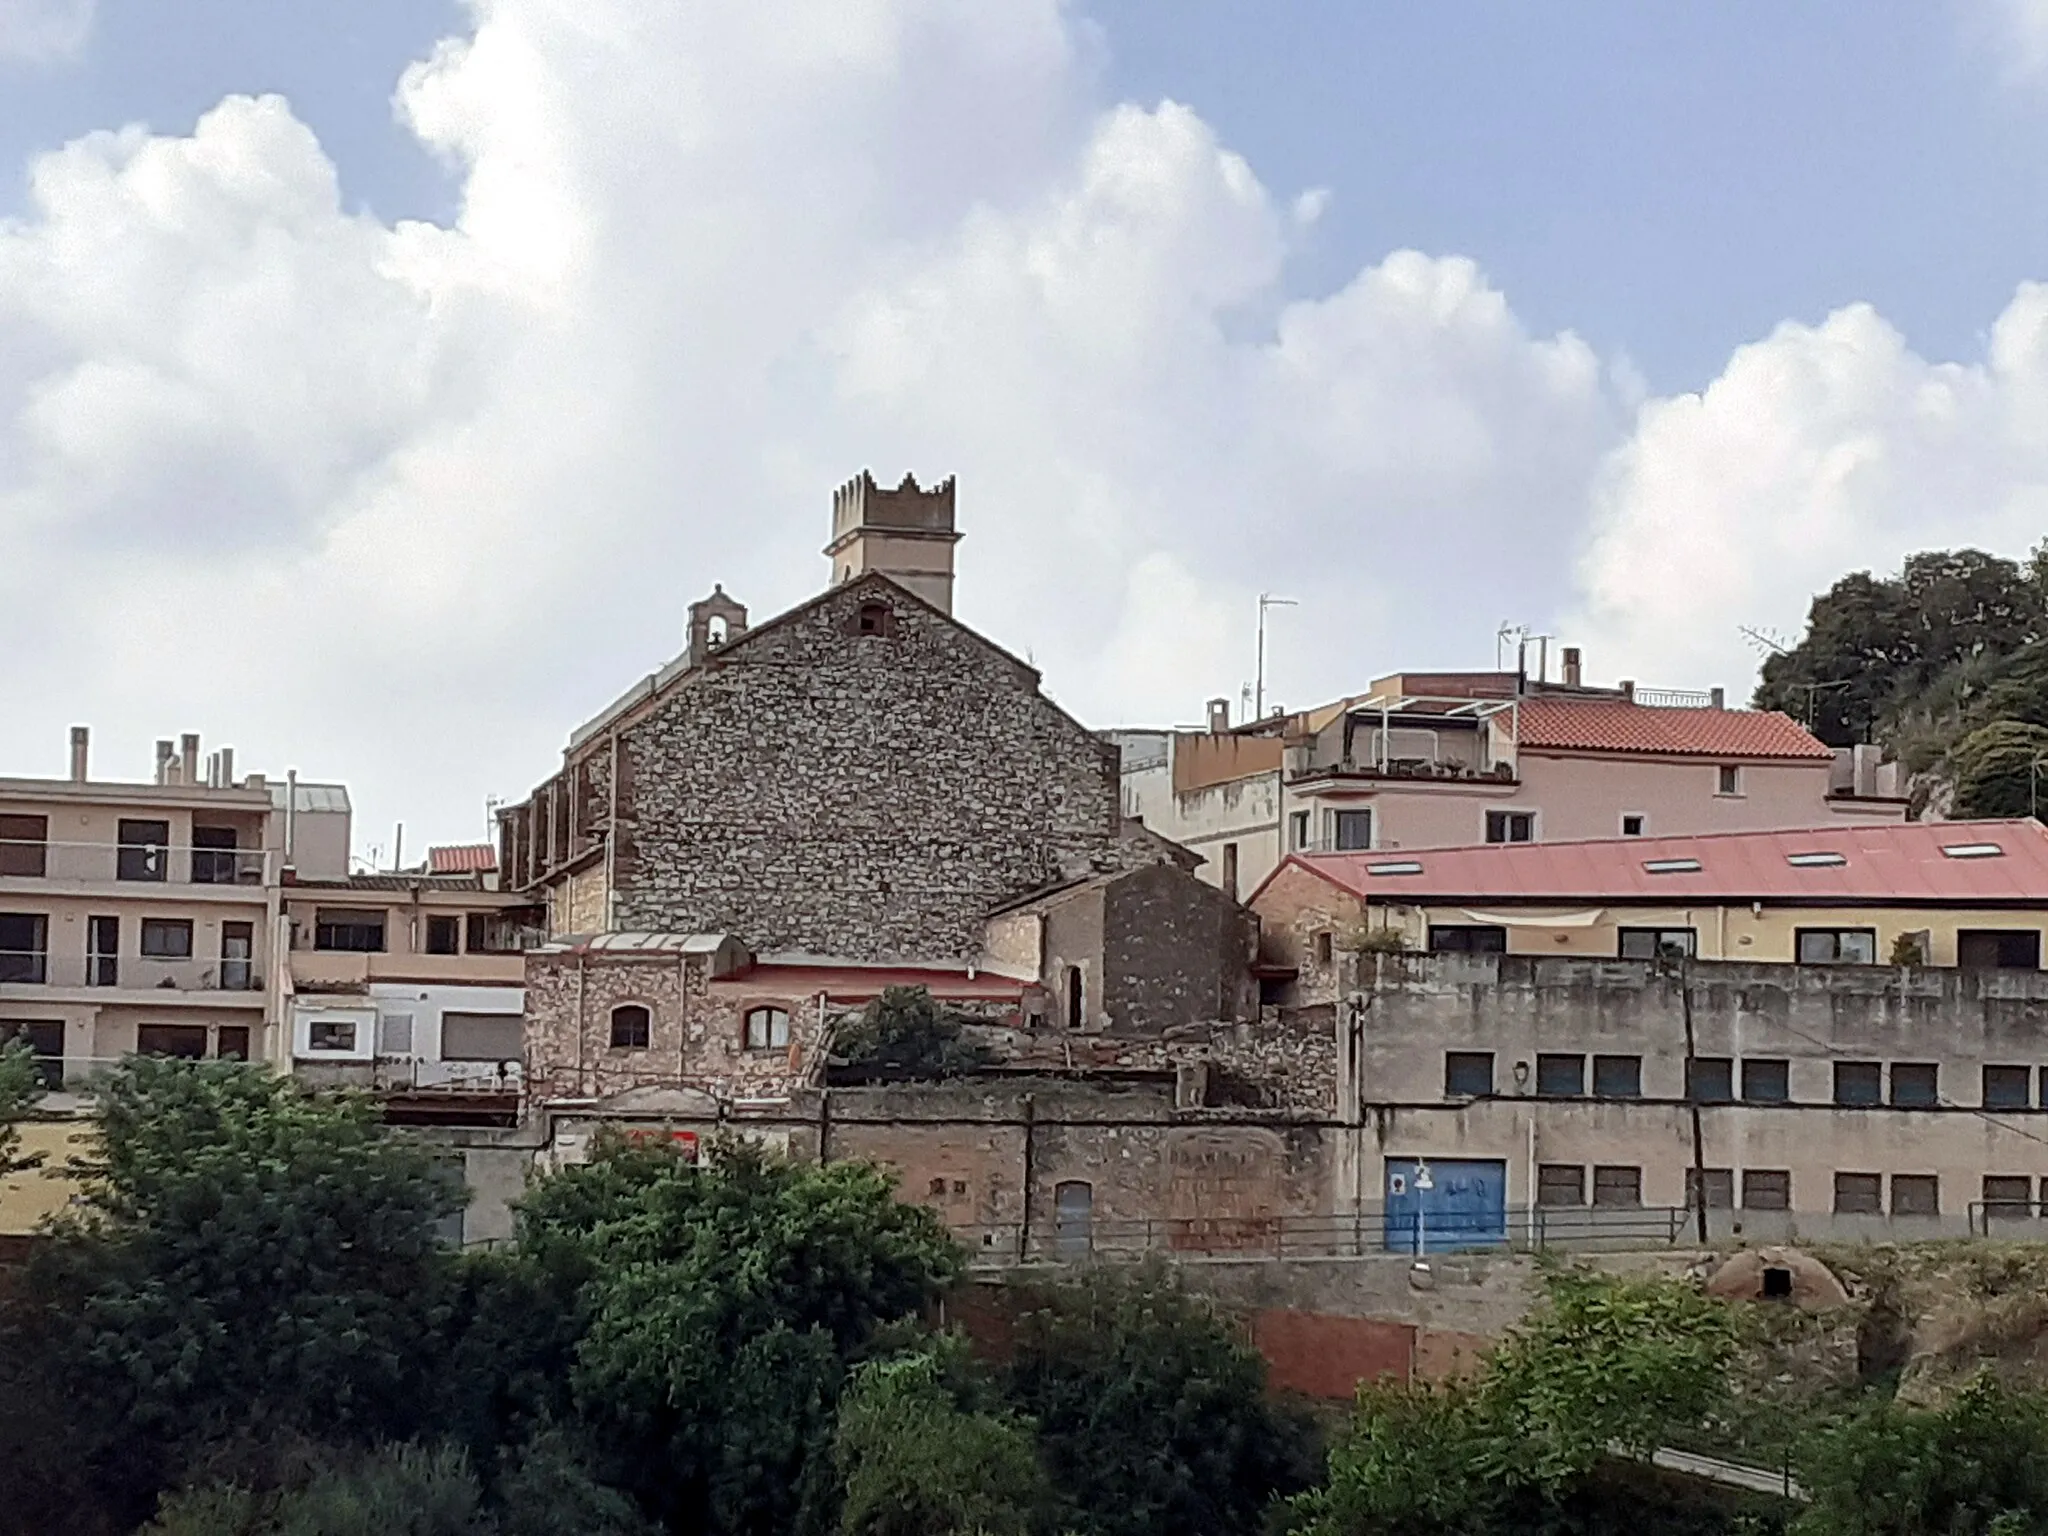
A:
[1018,1092,1037,1263]
[575,952,588,1099]
[1680,957,1709,1244]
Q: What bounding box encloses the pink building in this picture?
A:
[1116,662,1908,898]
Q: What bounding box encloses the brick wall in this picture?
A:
[607,575,1125,962]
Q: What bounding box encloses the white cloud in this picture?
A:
[8,0,2044,854]
[1568,289,2048,697]
[1986,0,2048,80]
[0,0,92,62]
[0,0,1632,851]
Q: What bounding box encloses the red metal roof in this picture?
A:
[427,843,498,874]
[1274,821,2048,904]
[1513,698,1831,760]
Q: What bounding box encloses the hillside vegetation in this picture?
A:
[1754,546,2048,816]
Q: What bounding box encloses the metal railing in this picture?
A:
[955,1204,1695,1265]
[1630,687,1717,709]
[0,950,262,992]
[0,839,272,886]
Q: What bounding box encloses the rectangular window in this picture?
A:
[1536,1053,1585,1097]
[1890,1062,1939,1108]
[0,912,48,983]
[1618,927,1696,961]
[378,1013,415,1056]
[1332,809,1373,852]
[1741,1169,1791,1211]
[314,908,387,953]
[220,921,253,990]
[136,1023,208,1059]
[1288,810,1311,851]
[440,1012,523,1062]
[1717,764,1742,795]
[0,814,48,877]
[189,825,239,884]
[1833,1172,1883,1214]
[743,1007,792,1051]
[465,913,538,954]
[1891,1174,1940,1217]
[216,1026,250,1062]
[1536,1164,1585,1207]
[1485,810,1535,844]
[1984,1175,2035,1219]
[306,1018,358,1053]
[1957,930,2043,970]
[1741,1058,1790,1104]
[1591,1165,1642,1207]
[1620,814,1645,837]
[1428,924,1506,954]
[1833,1060,1882,1107]
[139,918,193,959]
[425,915,461,956]
[0,1020,63,1089]
[1687,1056,1734,1104]
[1592,1054,1642,1098]
[1983,1065,2034,1111]
[1796,928,1877,965]
[1314,931,1333,965]
[1686,1167,1734,1210]
[1444,1051,1494,1097]
[116,819,170,882]
[87,914,119,986]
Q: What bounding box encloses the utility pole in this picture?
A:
[1255,593,1297,720]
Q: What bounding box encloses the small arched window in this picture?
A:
[610,1004,651,1049]
[744,1006,790,1051]
[856,601,893,636]
[706,614,729,645]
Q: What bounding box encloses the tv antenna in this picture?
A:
[1255,593,1297,720]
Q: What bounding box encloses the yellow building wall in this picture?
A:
[1391,901,2048,966]
[0,1121,93,1234]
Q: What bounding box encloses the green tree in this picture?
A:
[0,1035,46,1178]
[1794,1377,2048,1536]
[831,987,995,1078]
[515,1136,962,1536]
[144,1444,489,1536]
[1947,719,2048,818]
[1001,1269,1318,1536]
[1287,1380,1509,1536]
[12,1059,465,1523]
[834,1346,1051,1536]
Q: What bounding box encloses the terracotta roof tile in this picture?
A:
[1513,698,1830,760]
[1274,820,2048,904]
[428,843,498,874]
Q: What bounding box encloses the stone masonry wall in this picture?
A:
[608,574,1124,962]
[1101,862,1260,1035]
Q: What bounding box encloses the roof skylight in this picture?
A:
[1642,858,1703,874]
[1365,861,1425,876]
[1941,842,2005,859]
[1785,851,1847,868]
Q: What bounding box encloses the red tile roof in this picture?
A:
[427,843,498,874]
[1512,698,1831,760]
[1267,820,2048,905]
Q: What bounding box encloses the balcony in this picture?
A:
[0,950,263,994]
[0,837,273,888]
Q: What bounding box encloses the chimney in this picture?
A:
[1561,647,1582,689]
[67,726,88,784]
[154,739,174,785]
[824,470,962,614]
[1619,679,1636,702]
[180,733,200,786]
[206,751,220,789]
[1710,687,1726,710]
[1206,698,1231,733]
[219,746,235,787]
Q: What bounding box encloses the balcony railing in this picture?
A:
[0,839,273,886]
[0,950,263,992]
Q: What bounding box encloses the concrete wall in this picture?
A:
[1347,953,2048,1224]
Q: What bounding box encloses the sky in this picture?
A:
[4,1,2048,860]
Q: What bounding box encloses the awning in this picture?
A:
[1459,908,1606,929]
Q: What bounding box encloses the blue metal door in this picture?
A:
[1383,1158,1507,1253]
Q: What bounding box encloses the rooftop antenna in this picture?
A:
[1740,625,1791,657]
[1255,593,1297,721]
[1496,622,1528,671]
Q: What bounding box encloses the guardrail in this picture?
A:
[0,950,261,992]
[955,1205,1695,1265]
[0,839,272,886]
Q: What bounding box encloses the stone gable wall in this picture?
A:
[608,578,1123,961]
